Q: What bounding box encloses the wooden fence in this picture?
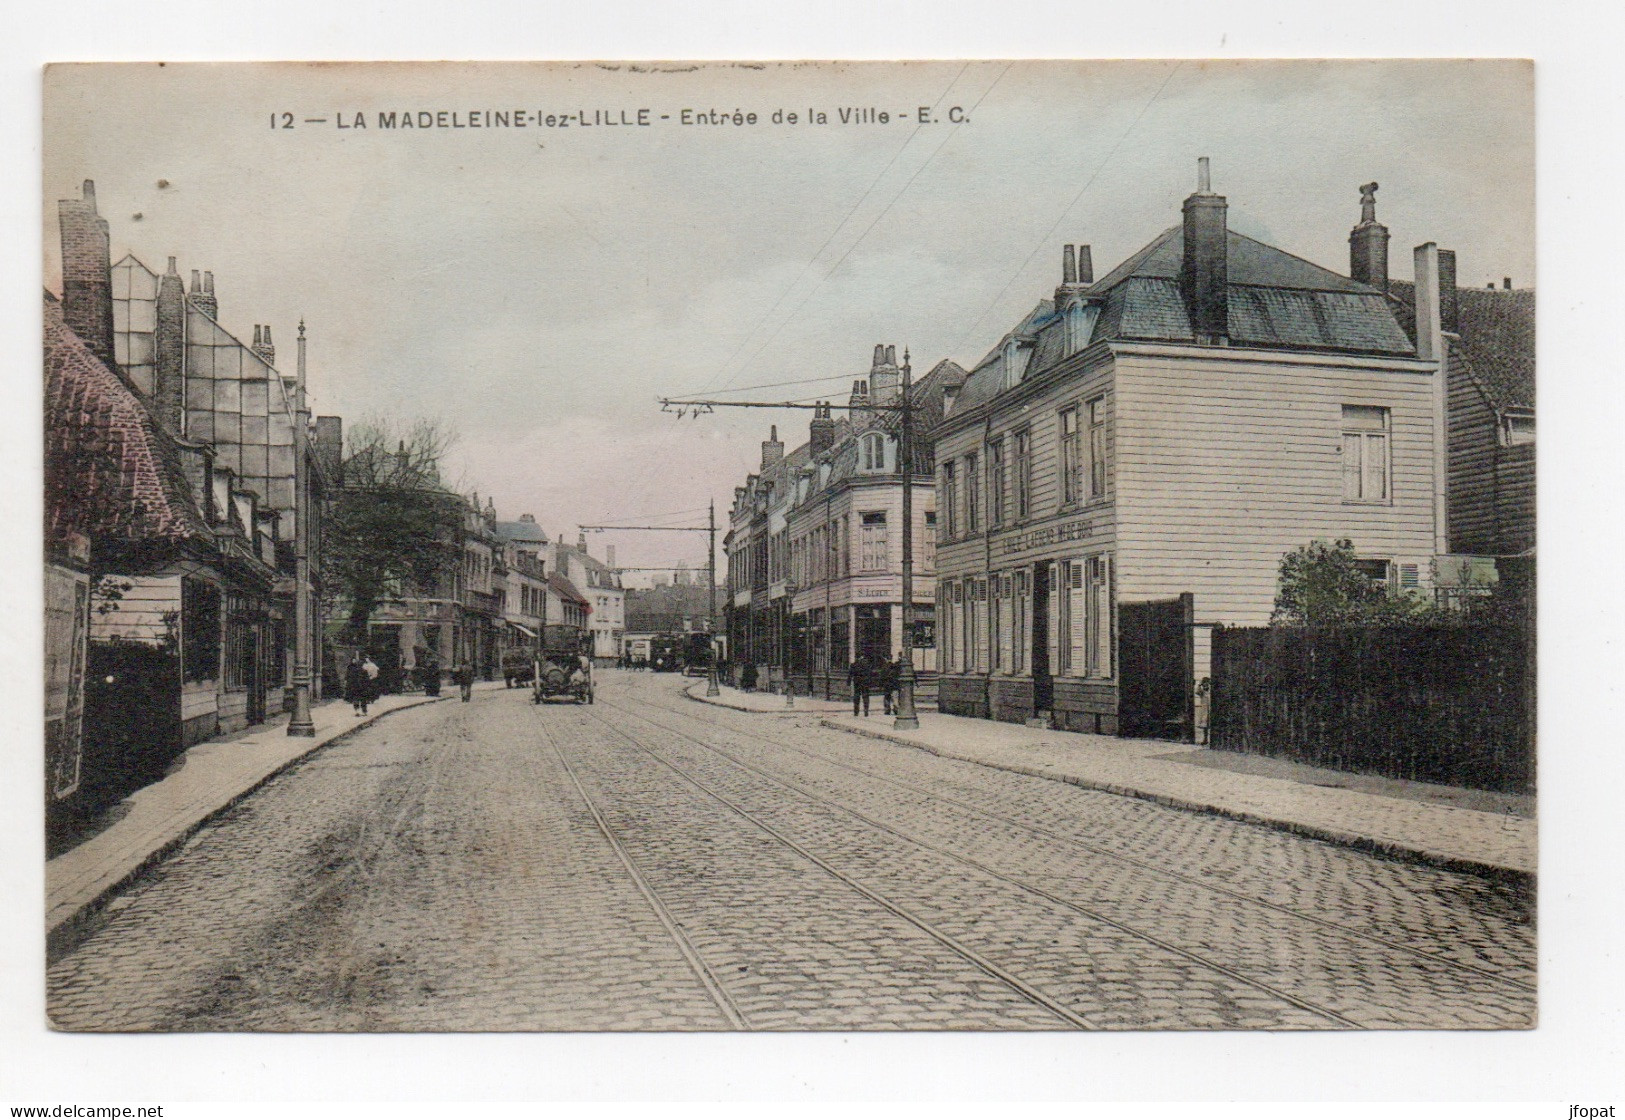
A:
[1209,624,1533,793]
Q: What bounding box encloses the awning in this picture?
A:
[509,622,537,638]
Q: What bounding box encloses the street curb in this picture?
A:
[818,718,1533,886]
[682,682,832,715]
[46,693,449,959]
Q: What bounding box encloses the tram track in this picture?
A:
[607,692,1535,998]
[580,698,1372,1030]
[532,715,748,1030]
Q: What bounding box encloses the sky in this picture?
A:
[43,60,1534,578]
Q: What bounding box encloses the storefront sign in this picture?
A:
[998,518,1095,556]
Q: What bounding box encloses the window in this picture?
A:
[1012,568,1028,674]
[860,511,888,571]
[994,572,1013,671]
[965,452,979,533]
[181,577,221,683]
[1501,411,1534,447]
[1342,405,1391,502]
[1063,560,1085,675]
[988,438,1006,527]
[1354,558,1392,590]
[973,576,990,673]
[1060,407,1082,504]
[942,461,958,538]
[1088,397,1108,499]
[862,432,887,470]
[1012,429,1031,519]
[923,511,936,569]
[1086,555,1112,677]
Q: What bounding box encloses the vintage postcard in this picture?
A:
[42,60,1534,1033]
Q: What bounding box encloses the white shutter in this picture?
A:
[1068,561,1086,676]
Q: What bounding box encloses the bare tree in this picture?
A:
[326,418,464,643]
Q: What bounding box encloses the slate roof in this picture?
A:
[44,292,210,549]
[951,224,1417,421]
[495,518,550,546]
[1389,280,1534,410]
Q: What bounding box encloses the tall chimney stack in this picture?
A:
[1349,181,1390,290]
[848,378,872,425]
[761,424,784,469]
[154,255,187,433]
[809,401,836,456]
[1077,244,1094,285]
[1062,244,1077,284]
[1181,158,1228,344]
[57,180,116,364]
[1437,250,1459,334]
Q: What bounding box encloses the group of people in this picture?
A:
[343,652,477,714]
[847,653,905,718]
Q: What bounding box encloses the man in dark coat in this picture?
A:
[879,655,900,715]
[848,655,873,717]
[344,653,369,716]
[455,660,475,702]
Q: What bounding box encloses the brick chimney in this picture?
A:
[1349,181,1390,290]
[1437,250,1459,334]
[58,180,115,364]
[154,256,187,433]
[251,324,276,367]
[761,424,784,469]
[870,344,901,405]
[848,379,872,425]
[314,415,344,483]
[809,401,836,456]
[1180,158,1228,344]
[605,544,616,570]
[190,270,218,318]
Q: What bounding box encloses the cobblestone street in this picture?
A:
[47,671,1535,1031]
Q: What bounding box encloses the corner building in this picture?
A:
[933,164,1441,737]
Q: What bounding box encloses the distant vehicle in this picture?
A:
[683,632,713,677]
[531,624,594,704]
[500,647,535,687]
[649,633,683,673]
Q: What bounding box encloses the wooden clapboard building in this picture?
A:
[932,163,1443,738]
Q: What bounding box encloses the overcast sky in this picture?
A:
[44,60,1532,577]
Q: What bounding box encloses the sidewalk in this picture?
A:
[686,683,1533,878]
[684,680,851,714]
[47,690,447,947]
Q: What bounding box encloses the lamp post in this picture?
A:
[287,320,316,737]
[893,350,920,730]
[707,499,720,697]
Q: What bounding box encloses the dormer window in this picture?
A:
[1064,298,1100,355]
[862,432,887,471]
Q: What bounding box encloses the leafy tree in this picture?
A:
[1270,538,1439,626]
[325,419,463,643]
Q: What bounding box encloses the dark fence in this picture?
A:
[1210,624,1533,793]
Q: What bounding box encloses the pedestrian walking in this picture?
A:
[359,653,379,714]
[344,653,369,716]
[455,660,475,702]
[879,655,900,715]
[848,655,873,717]
[741,662,759,693]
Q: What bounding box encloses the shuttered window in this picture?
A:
[1012,569,1028,674]
[942,461,957,538]
[1060,408,1081,504]
[965,453,980,533]
[1066,560,1087,676]
[1087,555,1113,678]
[988,438,1006,527]
[1341,405,1390,502]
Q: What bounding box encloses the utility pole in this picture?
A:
[708,499,720,697]
[578,516,720,695]
[658,366,926,729]
[287,320,316,737]
[894,350,920,729]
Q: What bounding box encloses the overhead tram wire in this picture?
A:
[715,63,1014,401]
[948,60,1185,360]
[690,62,973,399]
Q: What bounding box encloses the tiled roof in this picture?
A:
[548,571,589,606]
[1389,280,1534,410]
[44,293,209,548]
